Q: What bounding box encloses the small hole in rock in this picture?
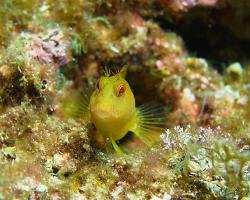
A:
[41,80,47,90]
[52,166,59,174]
[63,172,72,178]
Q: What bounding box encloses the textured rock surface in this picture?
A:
[0,0,249,199]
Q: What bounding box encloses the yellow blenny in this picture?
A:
[63,67,165,153]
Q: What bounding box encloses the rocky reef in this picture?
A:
[0,0,249,199]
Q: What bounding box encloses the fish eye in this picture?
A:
[116,84,126,97]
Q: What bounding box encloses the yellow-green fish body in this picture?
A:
[64,67,165,153]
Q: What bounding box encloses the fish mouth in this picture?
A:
[94,111,110,119]
[91,108,112,120]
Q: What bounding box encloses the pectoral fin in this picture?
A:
[61,84,94,123]
[133,102,166,146]
[111,137,124,154]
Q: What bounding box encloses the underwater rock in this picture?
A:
[159,0,219,17]
[0,103,90,199]
[0,28,72,110]
[0,0,249,199]
[25,29,71,67]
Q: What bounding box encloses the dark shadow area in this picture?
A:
[154,5,250,72]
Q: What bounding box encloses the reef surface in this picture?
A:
[0,0,249,199]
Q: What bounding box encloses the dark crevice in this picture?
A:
[153,6,250,72]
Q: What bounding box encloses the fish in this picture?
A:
[63,67,166,153]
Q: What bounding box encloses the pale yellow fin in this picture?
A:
[111,137,124,154]
[134,102,166,146]
[61,84,93,123]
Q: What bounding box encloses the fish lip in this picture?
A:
[91,109,111,119]
[95,112,109,119]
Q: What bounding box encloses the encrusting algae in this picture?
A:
[0,0,250,199]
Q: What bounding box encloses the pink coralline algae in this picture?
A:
[160,0,219,14]
[26,29,70,67]
[179,0,219,9]
[197,0,219,7]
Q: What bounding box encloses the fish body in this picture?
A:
[64,67,165,153]
[90,68,137,141]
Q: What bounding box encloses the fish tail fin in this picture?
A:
[61,83,94,123]
[134,102,166,146]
